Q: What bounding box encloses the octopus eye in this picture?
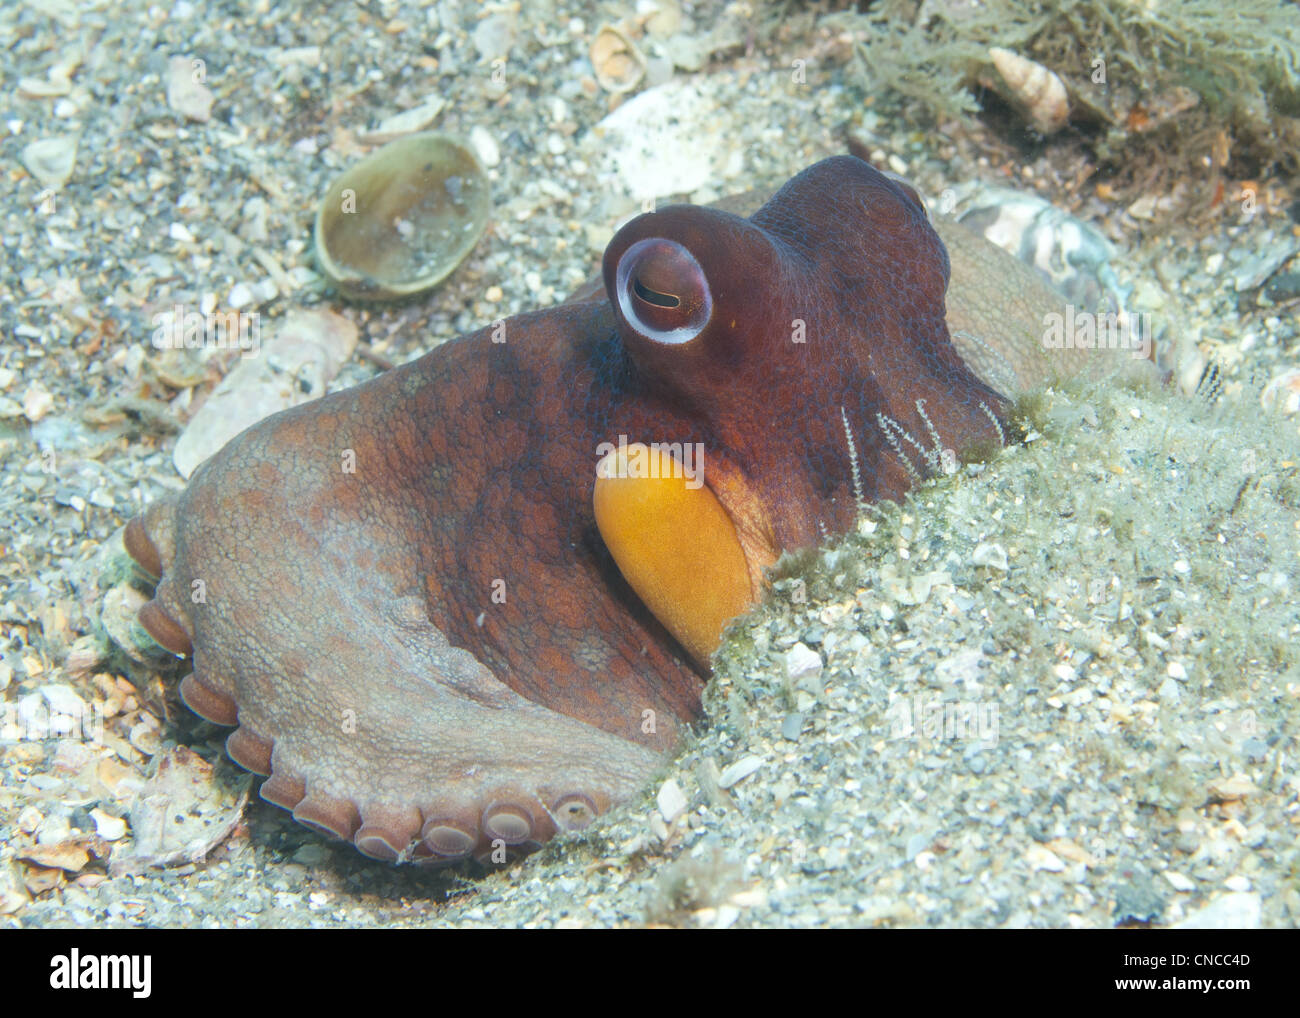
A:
[615,238,712,345]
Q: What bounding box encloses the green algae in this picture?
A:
[821,0,1300,175]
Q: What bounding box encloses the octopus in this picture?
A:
[122,152,1117,865]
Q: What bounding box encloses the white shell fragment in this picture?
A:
[166,55,215,123]
[111,746,251,874]
[657,777,687,823]
[592,80,737,204]
[170,309,358,478]
[953,184,1128,320]
[371,96,447,140]
[590,24,647,94]
[1260,368,1300,416]
[718,756,764,790]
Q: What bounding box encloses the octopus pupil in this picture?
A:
[633,278,680,309]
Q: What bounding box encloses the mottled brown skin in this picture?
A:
[124,156,1037,865]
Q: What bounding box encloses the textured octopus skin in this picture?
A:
[123,155,1064,865]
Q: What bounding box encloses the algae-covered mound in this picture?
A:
[818,0,1300,180]
[693,374,1300,928]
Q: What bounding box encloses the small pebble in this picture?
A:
[36,813,73,846]
[228,282,255,309]
[1052,662,1077,683]
[90,808,128,841]
[1025,843,1064,873]
[1207,774,1257,800]
[22,384,54,422]
[292,844,330,867]
[971,542,1008,571]
[1172,892,1261,929]
[1164,871,1195,892]
[784,642,822,683]
[19,73,73,98]
[469,125,500,168]
[42,684,87,717]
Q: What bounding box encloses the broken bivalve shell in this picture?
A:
[314,132,490,302]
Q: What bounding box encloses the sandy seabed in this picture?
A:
[1,0,1297,927]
